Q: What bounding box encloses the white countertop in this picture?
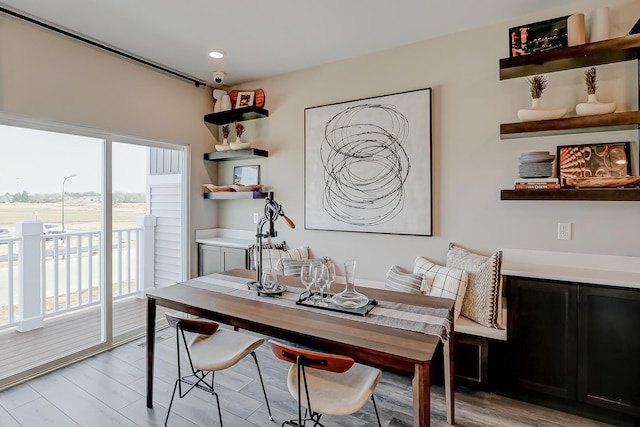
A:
[195,228,255,249]
[501,248,640,290]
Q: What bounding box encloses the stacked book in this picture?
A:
[514,177,560,190]
[516,151,559,190]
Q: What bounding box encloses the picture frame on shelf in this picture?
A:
[510,16,570,57]
[233,165,260,185]
[557,142,631,187]
[235,91,255,108]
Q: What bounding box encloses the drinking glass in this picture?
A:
[314,264,329,307]
[323,262,336,305]
[309,260,324,301]
[300,264,313,302]
[261,270,278,292]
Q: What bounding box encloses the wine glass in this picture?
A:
[314,264,329,307]
[323,262,336,305]
[261,270,278,292]
[300,264,314,303]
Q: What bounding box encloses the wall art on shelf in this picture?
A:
[509,15,585,57]
[235,91,255,108]
[304,88,432,236]
[233,165,260,185]
[557,142,631,187]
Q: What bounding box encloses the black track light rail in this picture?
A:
[0,6,207,87]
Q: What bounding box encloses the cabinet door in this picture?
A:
[578,285,640,416]
[198,244,221,276]
[221,247,248,271]
[508,277,577,399]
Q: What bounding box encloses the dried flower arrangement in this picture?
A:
[528,75,548,99]
[235,122,245,137]
[584,67,597,95]
[222,124,230,139]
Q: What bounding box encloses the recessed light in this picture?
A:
[209,50,225,59]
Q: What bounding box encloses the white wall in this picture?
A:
[1,0,638,282]
[0,13,218,276]
[216,0,640,280]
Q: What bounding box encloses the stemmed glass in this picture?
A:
[323,262,336,305]
[313,263,329,307]
[309,260,324,302]
[300,264,314,303]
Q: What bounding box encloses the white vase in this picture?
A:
[215,138,231,152]
[229,138,251,150]
[576,94,617,116]
[220,95,232,112]
[590,7,609,43]
[517,98,567,122]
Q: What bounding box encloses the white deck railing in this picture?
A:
[0,217,156,331]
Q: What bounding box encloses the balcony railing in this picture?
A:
[0,217,156,331]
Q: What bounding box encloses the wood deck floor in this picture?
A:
[0,296,171,385]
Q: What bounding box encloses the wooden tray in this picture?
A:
[564,176,640,188]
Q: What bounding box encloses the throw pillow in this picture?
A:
[385,266,423,294]
[281,257,331,277]
[259,246,309,275]
[413,256,468,321]
[248,241,286,270]
[446,243,503,329]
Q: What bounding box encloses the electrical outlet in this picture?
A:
[253,213,260,224]
[557,222,572,240]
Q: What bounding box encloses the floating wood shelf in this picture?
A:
[204,106,269,125]
[499,34,640,80]
[500,111,640,139]
[500,188,640,201]
[203,191,267,200]
[204,148,268,161]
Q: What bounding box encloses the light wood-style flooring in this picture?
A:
[0,324,617,427]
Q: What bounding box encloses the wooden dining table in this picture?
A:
[146,269,455,427]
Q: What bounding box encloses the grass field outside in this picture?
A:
[0,201,145,232]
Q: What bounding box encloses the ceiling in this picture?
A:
[1,0,592,87]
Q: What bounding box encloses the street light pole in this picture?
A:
[62,174,77,231]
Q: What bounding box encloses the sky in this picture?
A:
[0,124,147,194]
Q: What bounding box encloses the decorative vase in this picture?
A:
[590,7,609,43]
[517,98,567,122]
[220,95,232,112]
[229,138,251,150]
[576,94,616,116]
[331,259,369,309]
[215,138,231,152]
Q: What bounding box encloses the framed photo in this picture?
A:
[557,142,631,186]
[510,16,569,57]
[235,91,255,108]
[233,165,260,185]
[304,88,432,236]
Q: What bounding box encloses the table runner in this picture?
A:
[188,273,451,342]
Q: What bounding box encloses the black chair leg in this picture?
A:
[251,351,274,421]
[371,395,382,427]
[164,379,180,426]
[212,391,223,426]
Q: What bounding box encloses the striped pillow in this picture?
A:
[249,241,286,270]
[281,257,331,277]
[260,246,309,275]
[446,244,503,329]
[385,266,423,294]
[413,256,468,321]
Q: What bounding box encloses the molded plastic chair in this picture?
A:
[164,313,273,426]
[268,340,382,427]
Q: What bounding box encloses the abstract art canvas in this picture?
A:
[304,88,432,236]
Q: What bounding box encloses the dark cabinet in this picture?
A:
[507,277,577,399]
[578,285,640,416]
[507,276,640,418]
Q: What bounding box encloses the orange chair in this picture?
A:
[268,340,382,427]
[164,313,272,426]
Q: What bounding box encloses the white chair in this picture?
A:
[268,340,382,427]
[164,313,273,426]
